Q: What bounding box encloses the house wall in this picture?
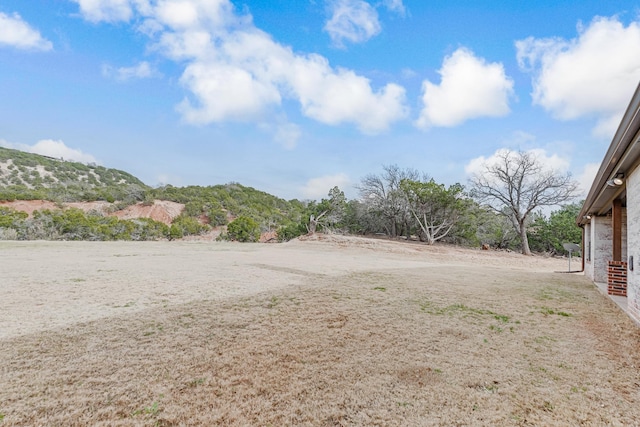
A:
[584,223,594,280]
[622,209,628,261]
[591,215,612,283]
[627,168,640,322]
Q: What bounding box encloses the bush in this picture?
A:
[206,208,228,226]
[0,207,28,228]
[0,227,18,240]
[169,224,184,240]
[277,222,306,242]
[1,208,171,241]
[168,215,208,240]
[227,216,260,242]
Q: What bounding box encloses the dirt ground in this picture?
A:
[1,235,640,426]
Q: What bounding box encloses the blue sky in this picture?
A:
[1,0,640,201]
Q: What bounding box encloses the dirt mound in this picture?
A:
[293,233,569,271]
[66,201,112,214]
[112,200,184,225]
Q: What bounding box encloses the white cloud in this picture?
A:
[102,61,157,81]
[516,16,640,138]
[273,122,302,150]
[73,0,408,133]
[592,114,625,139]
[0,12,53,51]
[576,162,600,197]
[465,148,570,177]
[288,53,408,133]
[151,0,239,32]
[382,0,406,16]
[508,130,537,148]
[322,0,405,47]
[324,0,381,47]
[257,119,302,149]
[416,48,513,129]
[302,173,350,199]
[0,139,98,164]
[72,0,136,23]
[400,68,418,80]
[176,60,283,123]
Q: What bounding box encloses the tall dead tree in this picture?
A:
[469,150,578,255]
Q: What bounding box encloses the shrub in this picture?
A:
[0,227,18,240]
[0,207,28,228]
[207,208,228,226]
[277,222,306,242]
[168,215,208,240]
[169,224,183,240]
[227,216,260,242]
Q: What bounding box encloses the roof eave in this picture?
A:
[577,81,640,226]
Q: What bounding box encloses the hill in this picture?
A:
[0,146,148,203]
[0,147,307,241]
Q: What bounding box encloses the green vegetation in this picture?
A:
[0,147,147,204]
[168,215,207,240]
[131,401,161,418]
[0,148,582,250]
[419,301,504,318]
[539,307,572,317]
[0,207,168,241]
[400,179,470,244]
[226,216,261,242]
[528,203,583,255]
[150,183,303,226]
[0,206,27,228]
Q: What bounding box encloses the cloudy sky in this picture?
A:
[1,0,640,201]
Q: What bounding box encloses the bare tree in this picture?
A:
[307,211,326,234]
[469,150,578,255]
[357,165,419,237]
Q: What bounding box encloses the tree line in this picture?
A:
[278,151,580,255]
[0,149,580,254]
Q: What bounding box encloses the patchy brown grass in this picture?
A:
[1,238,640,426]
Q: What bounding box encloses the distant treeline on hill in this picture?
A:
[0,147,582,253]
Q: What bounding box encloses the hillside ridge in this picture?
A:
[0,146,146,190]
[0,147,307,241]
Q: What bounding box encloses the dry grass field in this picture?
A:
[1,236,640,426]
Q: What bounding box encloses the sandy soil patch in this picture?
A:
[1,236,639,426]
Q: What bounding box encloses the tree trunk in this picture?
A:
[308,214,318,234]
[308,211,328,235]
[519,222,532,255]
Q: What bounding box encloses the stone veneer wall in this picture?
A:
[584,223,593,280]
[627,167,640,322]
[622,210,628,261]
[590,215,612,284]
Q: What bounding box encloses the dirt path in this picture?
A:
[1,237,639,425]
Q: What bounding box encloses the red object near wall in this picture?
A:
[608,261,628,297]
